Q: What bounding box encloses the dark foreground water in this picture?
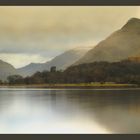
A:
[0,88,140,133]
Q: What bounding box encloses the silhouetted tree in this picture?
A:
[6,60,140,85]
[7,75,24,85]
[50,66,56,72]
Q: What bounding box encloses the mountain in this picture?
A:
[0,60,17,81]
[17,63,43,77]
[75,18,140,65]
[18,47,91,77]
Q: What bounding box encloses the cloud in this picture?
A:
[0,6,137,37]
[0,53,49,68]
[0,6,139,67]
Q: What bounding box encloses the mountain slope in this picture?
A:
[17,63,43,77]
[75,18,140,65]
[18,47,91,77]
[0,60,17,81]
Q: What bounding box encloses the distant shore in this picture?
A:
[0,83,139,89]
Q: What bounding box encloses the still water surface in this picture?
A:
[0,88,140,133]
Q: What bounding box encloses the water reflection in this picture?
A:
[0,89,140,133]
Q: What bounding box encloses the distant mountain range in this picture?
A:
[17,47,91,77]
[75,18,140,65]
[1,17,140,81]
[0,60,17,81]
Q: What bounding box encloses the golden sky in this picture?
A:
[0,6,140,68]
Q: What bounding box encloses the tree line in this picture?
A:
[6,60,140,85]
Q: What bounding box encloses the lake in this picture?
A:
[0,88,140,133]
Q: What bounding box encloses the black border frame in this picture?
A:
[0,134,140,139]
[0,0,139,5]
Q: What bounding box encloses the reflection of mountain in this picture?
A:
[75,18,140,65]
[17,47,91,77]
[0,60,17,81]
[63,90,140,133]
[0,89,140,133]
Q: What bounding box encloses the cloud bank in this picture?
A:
[0,6,140,68]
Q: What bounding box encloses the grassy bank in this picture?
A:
[0,83,138,89]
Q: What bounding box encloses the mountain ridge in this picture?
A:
[17,47,92,77]
[0,59,17,81]
[74,17,140,65]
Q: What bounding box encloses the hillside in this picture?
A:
[9,60,140,85]
[75,18,140,65]
[0,60,17,81]
[18,47,91,77]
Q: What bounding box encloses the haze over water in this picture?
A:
[0,88,140,133]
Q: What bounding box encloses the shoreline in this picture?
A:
[0,83,139,89]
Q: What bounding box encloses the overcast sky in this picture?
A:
[0,6,140,68]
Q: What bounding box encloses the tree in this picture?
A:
[7,75,24,85]
[50,66,56,72]
[0,80,3,85]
